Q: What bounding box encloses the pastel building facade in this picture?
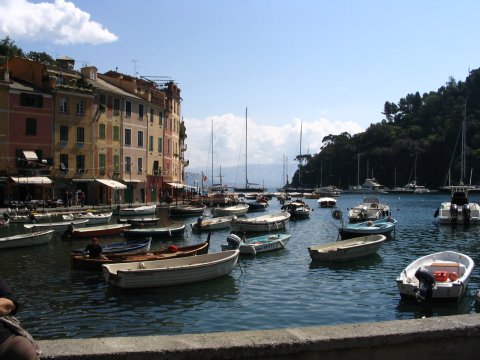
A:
[0,56,187,206]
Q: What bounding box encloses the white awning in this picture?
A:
[96,179,127,189]
[124,179,142,183]
[11,176,52,185]
[167,182,184,188]
[23,150,38,161]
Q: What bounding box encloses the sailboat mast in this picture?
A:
[461,99,467,183]
[299,120,302,185]
[357,154,360,186]
[245,107,248,188]
[211,119,214,188]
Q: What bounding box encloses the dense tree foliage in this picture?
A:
[26,51,55,65]
[291,70,480,189]
[0,37,25,63]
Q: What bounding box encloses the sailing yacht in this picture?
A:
[234,108,266,193]
[348,155,387,194]
[435,101,480,225]
[390,155,431,194]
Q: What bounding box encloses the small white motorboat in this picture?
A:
[317,197,337,208]
[347,196,390,222]
[281,199,311,219]
[434,185,480,225]
[307,234,387,262]
[396,251,474,302]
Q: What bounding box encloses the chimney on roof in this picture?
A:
[81,66,97,81]
[0,68,9,82]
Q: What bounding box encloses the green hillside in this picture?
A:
[291,70,480,190]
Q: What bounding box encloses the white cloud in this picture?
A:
[0,0,118,45]
[183,113,364,170]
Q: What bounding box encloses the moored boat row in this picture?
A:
[1,193,478,304]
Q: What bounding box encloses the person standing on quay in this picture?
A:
[0,278,40,360]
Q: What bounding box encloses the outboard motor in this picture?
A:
[225,234,243,250]
[462,204,471,224]
[414,266,436,303]
[450,203,459,223]
[332,209,343,220]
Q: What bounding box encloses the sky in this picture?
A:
[2,0,480,186]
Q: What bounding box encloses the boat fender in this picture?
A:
[167,245,178,253]
[226,234,242,249]
[449,272,459,281]
[462,204,471,223]
[414,266,435,303]
[450,204,459,221]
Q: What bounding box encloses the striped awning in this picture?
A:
[11,176,52,184]
[96,179,127,189]
[23,150,38,161]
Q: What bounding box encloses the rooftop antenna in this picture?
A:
[132,59,139,76]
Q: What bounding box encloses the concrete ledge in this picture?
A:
[38,313,480,360]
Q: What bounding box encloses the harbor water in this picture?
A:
[1,192,480,340]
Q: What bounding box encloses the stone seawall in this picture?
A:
[38,313,480,360]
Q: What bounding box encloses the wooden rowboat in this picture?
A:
[117,204,156,216]
[308,235,387,262]
[191,215,236,232]
[221,233,291,255]
[124,224,186,239]
[230,211,291,233]
[62,211,113,225]
[64,223,131,238]
[102,249,239,289]
[0,230,55,249]
[71,236,210,271]
[24,219,89,232]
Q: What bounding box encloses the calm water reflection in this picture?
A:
[1,192,480,339]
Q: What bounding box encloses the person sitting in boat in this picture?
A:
[62,222,75,238]
[84,238,107,259]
